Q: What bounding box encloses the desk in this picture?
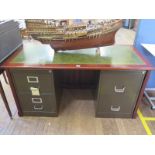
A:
[1,40,153,118]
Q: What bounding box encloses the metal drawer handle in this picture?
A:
[114,86,126,93]
[27,76,39,83]
[32,98,42,103]
[111,105,121,112]
[33,104,43,110]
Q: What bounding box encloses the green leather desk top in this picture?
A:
[2,40,151,70]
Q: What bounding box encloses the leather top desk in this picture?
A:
[1,40,154,118]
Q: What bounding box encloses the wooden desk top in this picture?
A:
[1,40,152,70]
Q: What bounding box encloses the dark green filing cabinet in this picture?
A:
[96,70,146,118]
[10,69,60,116]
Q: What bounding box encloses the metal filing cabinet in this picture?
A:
[96,70,146,118]
[10,69,60,116]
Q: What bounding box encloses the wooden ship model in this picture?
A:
[25,19,122,51]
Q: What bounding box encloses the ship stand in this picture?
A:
[144,88,155,110]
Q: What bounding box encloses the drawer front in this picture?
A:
[96,70,146,116]
[11,69,54,94]
[97,94,136,114]
[17,94,57,113]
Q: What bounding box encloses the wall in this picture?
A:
[134,19,155,88]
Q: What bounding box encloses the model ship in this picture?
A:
[25,19,122,51]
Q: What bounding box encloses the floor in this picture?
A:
[0,28,154,135]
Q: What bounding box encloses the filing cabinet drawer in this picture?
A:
[99,70,145,96]
[10,69,54,93]
[96,70,146,117]
[97,94,135,114]
[17,94,57,113]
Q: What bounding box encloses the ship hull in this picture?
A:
[39,30,117,51]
